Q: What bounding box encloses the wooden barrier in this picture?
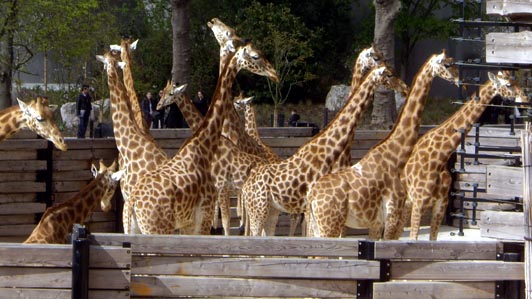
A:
[0,241,131,298]
[90,233,524,299]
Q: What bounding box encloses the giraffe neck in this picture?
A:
[173,94,204,131]
[120,42,148,134]
[178,55,239,162]
[106,58,166,162]
[367,60,435,161]
[423,81,497,152]
[291,75,377,170]
[242,104,281,162]
[0,106,24,142]
[349,61,366,95]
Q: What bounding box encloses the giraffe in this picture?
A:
[96,51,169,234]
[23,160,124,244]
[402,70,526,240]
[127,42,279,235]
[114,38,151,134]
[336,45,384,169]
[241,65,409,236]
[208,18,244,74]
[306,50,460,240]
[0,97,67,151]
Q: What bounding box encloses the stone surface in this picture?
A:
[60,99,110,128]
[325,84,350,111]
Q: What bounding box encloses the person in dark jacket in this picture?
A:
[76,85,93,138]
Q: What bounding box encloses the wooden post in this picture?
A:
[521,122,532,299]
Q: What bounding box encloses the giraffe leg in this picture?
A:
[264,207,279,236]
[309,189,347,238]
[289,213,302,236]
[243,187,269,237]
[429,171,452,241]
[409,198,426,240]
[218,186,232,236]
[212,197,221,231]
[383,177,406,240]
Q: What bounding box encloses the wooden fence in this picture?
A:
[1,232,521,299]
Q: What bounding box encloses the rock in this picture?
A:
[325,84,350,111]
[60,99,110,128]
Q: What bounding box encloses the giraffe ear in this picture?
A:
[173,84,187,93]
[111,169,126,181]
[488,72,500,87]
[118,61,126,69]
[95,55,106,63]
[91,163,98,178]
[109,44,121,52]
[130,39,139,50]
[17,98,28,111]
[434,52,445,64]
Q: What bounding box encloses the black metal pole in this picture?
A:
[71,224,90,299]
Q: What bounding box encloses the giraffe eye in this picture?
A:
[444,63,451,68]
[506,83,512,87]
[251,54,259,60]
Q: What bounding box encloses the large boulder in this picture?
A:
[325,84,350,111]
[60,99,110,128]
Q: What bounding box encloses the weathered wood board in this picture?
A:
[486,31,532,64]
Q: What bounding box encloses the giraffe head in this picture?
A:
[91,159,124,212]
[17,97,67,151]
[370,66,409,97]
[357,45,384,72]
[488,71,528,103]
[207,18,244,55]
[233,92,254,112]
[157,81,188,110]
[235,42,280,83]
[428,50,460,86]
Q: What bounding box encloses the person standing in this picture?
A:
[141,91,157,128]
[76,85,93,138]
[194,90,209,116]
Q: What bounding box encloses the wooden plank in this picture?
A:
[0,193,36,204]
[54,170,93,181]
[486,165,523,196]
[486,32,532,64]
[93,233,360,258]
[257,127,315,137]
[131,276,357,298]
[0,139,48,150]
[53,180,89,192]
[374,241,500,260]
[0,288,129,299]
[373,281,494,299]
[0,244,131,269]
[487,0,532,19]
[53,160,90,171]
[262,137,311,148]
[0,214,35,225]
[0,151,37,160]
[0,160,46,171]
[132,256,380,279]
[0,202,46,215]
[0,268,130,289]
[0,181,45,193]
[0,172,36,182]
[452,199,519,211]
[86,221,117,232]
[0,224,35,236]
[391,261,523,280]
[480,210,524,241]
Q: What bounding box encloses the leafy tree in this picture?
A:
[396,0,456,79]
[238,2,315,126]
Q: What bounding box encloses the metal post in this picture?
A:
[71,224,90,299]
[473,124,480,165]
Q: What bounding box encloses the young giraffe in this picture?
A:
[127,42,279,235]
[402,70,526,240]
[241,65,408,236]
[96,51,170,234]
[24,160,124,244]
[306,51,460,240]
[0,97,67,151]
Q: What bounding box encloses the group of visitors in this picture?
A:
[76,85,210,138]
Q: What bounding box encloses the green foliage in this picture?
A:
[237,2,315,107]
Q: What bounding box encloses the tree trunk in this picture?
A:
[170,0,191,92]
[43,52,48,93]
[371,0,401,129]
[0,1,17,109]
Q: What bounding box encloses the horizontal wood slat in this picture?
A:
[93,233,360,257]
[0,288,129,299]
[374,240,500,260]
[391,261,523,280]
[373,281,494,299]
[131,275,357,298]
